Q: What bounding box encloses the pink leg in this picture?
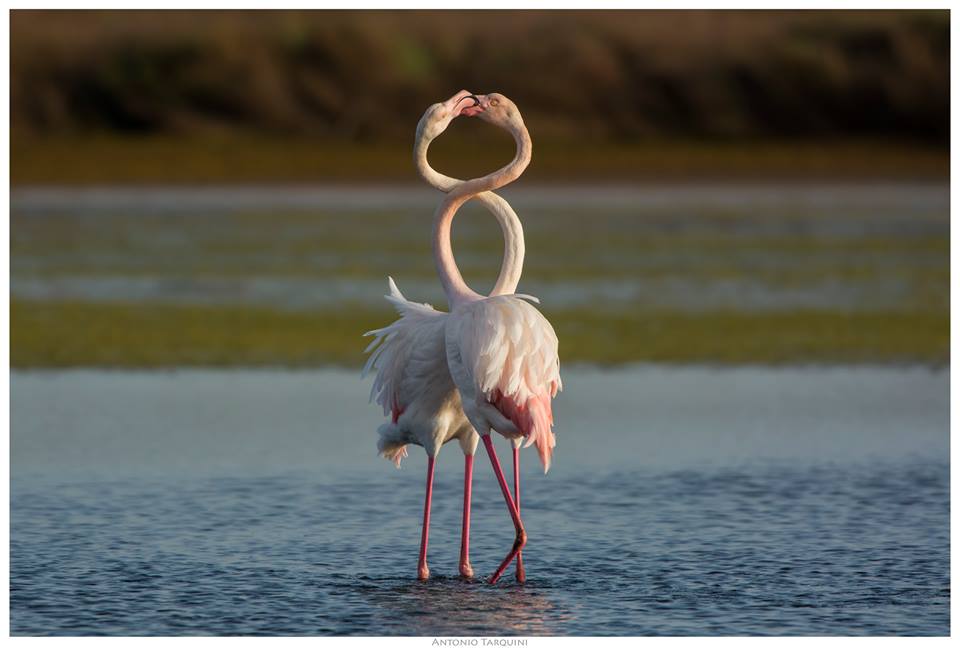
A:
[459,454,474,578]
[481,434,526,584]
[417,455,436,580]
[513,446,525,583]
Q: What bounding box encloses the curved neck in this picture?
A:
[432,194,484,306]
[414,132,458,193]
[417,120,531,305]
[486,194,525,296]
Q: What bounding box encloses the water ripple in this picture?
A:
[12,459,948,635]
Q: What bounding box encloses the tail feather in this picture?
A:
[383,276,437,316]
[376,422,409,469]
[491,389,556,473]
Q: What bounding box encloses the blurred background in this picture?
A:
[9,10,950,179]
[9,9,950,368]
[10,10,950,636]
[10,9,949,367]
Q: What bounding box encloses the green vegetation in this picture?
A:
[11,300,372,368]
[11,300,948,368]
[559,308,948,365]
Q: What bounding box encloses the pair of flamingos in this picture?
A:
[363,91,562,584]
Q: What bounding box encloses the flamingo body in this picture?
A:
[363,278,477,463]
[446,294,561,471]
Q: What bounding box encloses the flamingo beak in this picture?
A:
[457,94,484,117]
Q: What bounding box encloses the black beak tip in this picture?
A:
[455,93,481,108]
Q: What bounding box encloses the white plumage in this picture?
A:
[363,278,477,463]
[446,295,562,472]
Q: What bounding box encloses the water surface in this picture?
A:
[10,366,949,635]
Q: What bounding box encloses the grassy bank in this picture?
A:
[11,299,948,368]
[11,136,949,185]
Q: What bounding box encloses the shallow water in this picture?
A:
[11,367,950,635]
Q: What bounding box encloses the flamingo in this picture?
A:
[362,90,493,581]
[363,91,561,585]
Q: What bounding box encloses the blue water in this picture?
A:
[10,367,950,635]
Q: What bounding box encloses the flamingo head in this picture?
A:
[415,90,482,141]
[469,93,523,129]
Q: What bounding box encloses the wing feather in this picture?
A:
[453,295,562,472]
[362,278,449,422]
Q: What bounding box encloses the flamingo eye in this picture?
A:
[490,99,500,107]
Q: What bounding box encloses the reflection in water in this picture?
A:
[357,576,564,636]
